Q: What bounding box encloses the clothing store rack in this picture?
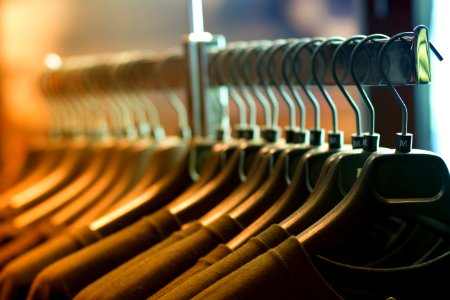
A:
[2,2,450,300]
[40,1,438,140]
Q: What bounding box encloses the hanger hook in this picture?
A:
[281,39,310,132]
[127,56,165,141]
[331,35,366,147]
[378,25,443,153]
[230,43,257,129]
[378,32,412,139]
[242,41,273,128]
[230,43,262,140]
[155,51,192,139]
[349,34,389,137]
[215,46,248,130]
[267,40,297,130]
[111,52,150,139]
[219,42,251,137]
[292,38,325,131]
[311,37,345,134]
[257,41,280,129]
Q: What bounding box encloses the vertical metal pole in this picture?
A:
[187,0,204,33]
[185,0,205,137]
[185,0,227,139]
[197,35,227,139]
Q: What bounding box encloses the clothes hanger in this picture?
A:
[44,54,161,229]
[0,72,69,199]
[0,51,225,296]
[0,65,78,196]
[196,42,273,220]
[200,41,302,224]
[102,54,191,208]
[0,58,142,266]
[58,41,299,300]
[0,66,94,220]
[199,41,294,224]
[138,30,441,300]
[297,25,449,257]
[232,42,261,141]
[13,44,270,300]
[140,39,316,300]
[219,39,317,232]
[86,53,190,216]
[0,61,109,222]
[64,36,398,300]
[146,51,228,201]
[0,49,227,268]
[66,53,165,225]
[158,30,444,300]
[86,47,247,235]
[279,34,389,235]
[226,37,354,249]
[166,41,280,224]
[0,61,132,241]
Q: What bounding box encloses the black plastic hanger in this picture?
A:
[0,65,88,197]
[198,41,293,224]
[86,47,257,235]
[0,137,65,200]
[167,41,285,224]
[0,60,145,235]
[0,64,107,221]
[227,38,346,249]
[47,55,173,228]
[297,26,449,256]
[279,34,389,235]
[106,55,191,201]
[65,55,162,224]
[223,40,315,228]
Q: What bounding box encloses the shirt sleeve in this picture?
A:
[27,208,181,300]
[75,221,202,299]
[150,243,232,299]
[193,237,343,300]
[157,224,290,300]
[75,215,242,300]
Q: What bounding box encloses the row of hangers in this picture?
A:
[1,24,446,251]
[0,23,447,299]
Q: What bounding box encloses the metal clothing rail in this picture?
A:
[40,0,440,143]
[41,27,434,94]
[208,26,433,86]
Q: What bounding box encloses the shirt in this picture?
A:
[315,250,450,299]
[0,229,89,300]
[193,236,343,300]
[0,226,50,270]
[153,224,291,300]
[151,244,232,299]
[75,215,243,300]
[26,208,182,300]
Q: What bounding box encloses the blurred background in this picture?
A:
[0,0,448,189]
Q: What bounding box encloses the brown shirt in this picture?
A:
[27,208,182,300]
[154,224,291,300]
[0,229,89,300]
[75,215,243,300]
[193,237,343,300]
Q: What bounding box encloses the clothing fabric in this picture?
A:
[75,215,243,300]
[0,226,50,270]
[315,250,450,300]
[0,228,91,300]
[193,236,343,300]
[150,244,232,299]
[154,224,291,300]
[27,208,182,300]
